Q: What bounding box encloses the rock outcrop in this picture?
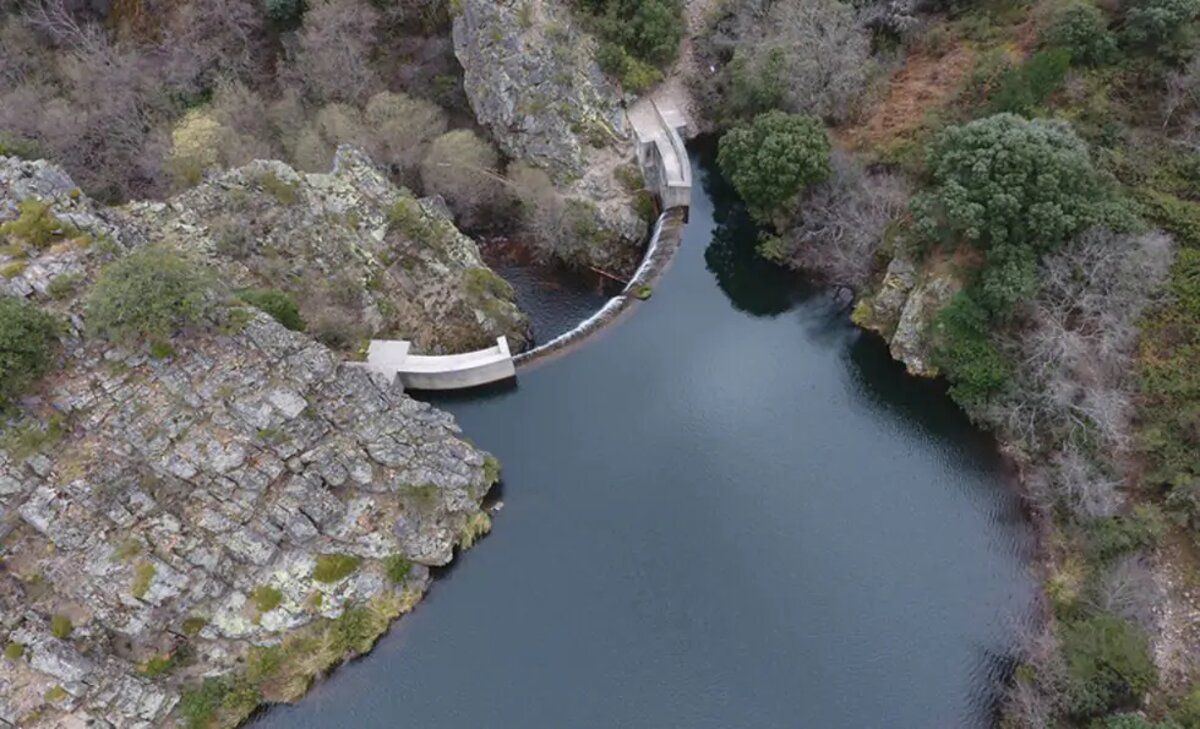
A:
[0,157,499,727]
[452,0,648,274]
[119,147,531,355]
[852,249,964,376]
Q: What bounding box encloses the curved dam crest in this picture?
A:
[352,99,693,388]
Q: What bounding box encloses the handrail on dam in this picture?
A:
[347,100,692,391]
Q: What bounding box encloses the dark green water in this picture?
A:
[253,146,1034,728]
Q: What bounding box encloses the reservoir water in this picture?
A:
[253,144,1035,728]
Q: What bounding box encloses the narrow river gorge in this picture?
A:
[252,143,1037,728]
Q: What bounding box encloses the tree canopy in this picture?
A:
[717,111,832,222]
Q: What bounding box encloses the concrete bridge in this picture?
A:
[351,99,692,391]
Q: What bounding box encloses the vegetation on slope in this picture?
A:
[697,0,1200,722]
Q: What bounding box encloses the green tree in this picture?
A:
[578,0,684,67]
[913,114,1114,317]
[266,0,305,23]
[0,296,57,407]
[86,246,214,345]
[717,111,832,222]
[1121,0,1200,60]
[1042,3,1118,66]
[913,114,1105,253]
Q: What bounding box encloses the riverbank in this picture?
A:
[248,141,1033,729]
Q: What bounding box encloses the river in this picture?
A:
[252,143,1035,728]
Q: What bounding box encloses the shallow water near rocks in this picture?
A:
[252,144,1035,728]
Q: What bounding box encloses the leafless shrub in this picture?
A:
[293,0,381,105]
[163,0,267,92]
[421,130,510,231]
[0,15,172,199]
[1088,555,1161,632]
[22,0,103,52]
[785,151,910,291]
[856,0,920,41]
[701,0,875,123]
[999,619,1069,729]
[1164,52,1200,148]
[209,79,278,165]
[291,103,367,172]
[508,162,568,260]
[987,229,1174,458]
[1026,443,1125,518]
[363,91,448,185]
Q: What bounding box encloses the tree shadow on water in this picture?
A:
[697,143,797,318]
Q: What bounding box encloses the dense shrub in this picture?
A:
[931,291,1012,409]
[717,111,831,222]
[1095,715,1184,728]
[1138,247,1200,526]
[595,41,663,92]
[86,247,214,344]
[914,114,1104,252]
[312,553,362,583]
[1084,506,1168,563]
[266,0,305,23]
[989,48,1072,114]
[237,288,305,331]
[576,0,684,67]
[720,48,788,121]
[1121,0,1200,60]
[1042,3,1118,66]
[1061,614,1157,718]
[0,296,58,407]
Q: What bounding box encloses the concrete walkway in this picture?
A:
[349,337,515,390]
[629,97,693,211]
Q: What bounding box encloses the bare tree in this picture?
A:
[164,0,268,91]
[1164,52,1200,148]
[421,129,509,231]
[0,13,172,199]
[1088,555,1161,632]
[363,91,447,184]
[703,0,874,123]
[980,228,1174,518]
[785,151,910,292]
[293,0,381,105]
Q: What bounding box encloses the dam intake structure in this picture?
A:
[353,99,692,391]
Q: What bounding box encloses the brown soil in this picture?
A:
[842,44,977,150]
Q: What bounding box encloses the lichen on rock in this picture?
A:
[451,0,648,274]
[853,247,964,377]
[0,155,503,727]
[118,146,531,355]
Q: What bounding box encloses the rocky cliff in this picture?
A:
[0,157,500,727]
[451,0,648,274]
[851,247,964,377]
[119,147,531,356]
